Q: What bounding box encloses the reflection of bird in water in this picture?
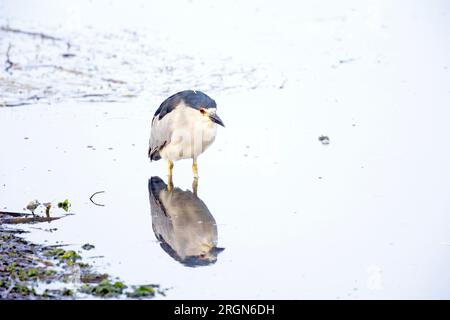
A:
[148,176,224,267]
[148,90,225,181]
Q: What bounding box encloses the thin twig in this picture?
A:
[0,211,33,217]
[1,26,63,41]
[0,228,29,234]
[0,216,62,224]
[89,191,105,207]
[44,244,72,248]
[5,43,13,72]
[100,77,127,84]
[79,93,109,98]
[1,102,33,107]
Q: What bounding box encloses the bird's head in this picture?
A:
[198,107,225,127]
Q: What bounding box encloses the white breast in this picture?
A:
[159,104,218,161]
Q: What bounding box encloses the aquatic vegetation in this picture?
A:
[60,250,81,264]
[44,247,66,258]
[80,272,108,284]
[81,279,126,297]
[57,199,71,212]
[1,228,162,299]
[44,269,57,276]
[126,285,156,298]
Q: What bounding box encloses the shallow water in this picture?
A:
[1,0,450,299]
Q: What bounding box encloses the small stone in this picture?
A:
[318,135,330,145]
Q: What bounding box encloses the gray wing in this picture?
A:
[148,114,173,161]
[148,94,185,161]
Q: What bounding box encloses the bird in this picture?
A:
[148,176,224,267]
[148,90,224,180]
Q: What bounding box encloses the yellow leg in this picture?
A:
[192,160,199,179]
[192,177,198,196]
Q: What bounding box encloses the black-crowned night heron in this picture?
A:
[148,90,224,179]
[149,176,224,267]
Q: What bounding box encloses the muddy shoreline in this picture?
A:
[0,217,161,299]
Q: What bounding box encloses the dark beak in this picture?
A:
[209,113,225,127]
[213,247,225,254]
